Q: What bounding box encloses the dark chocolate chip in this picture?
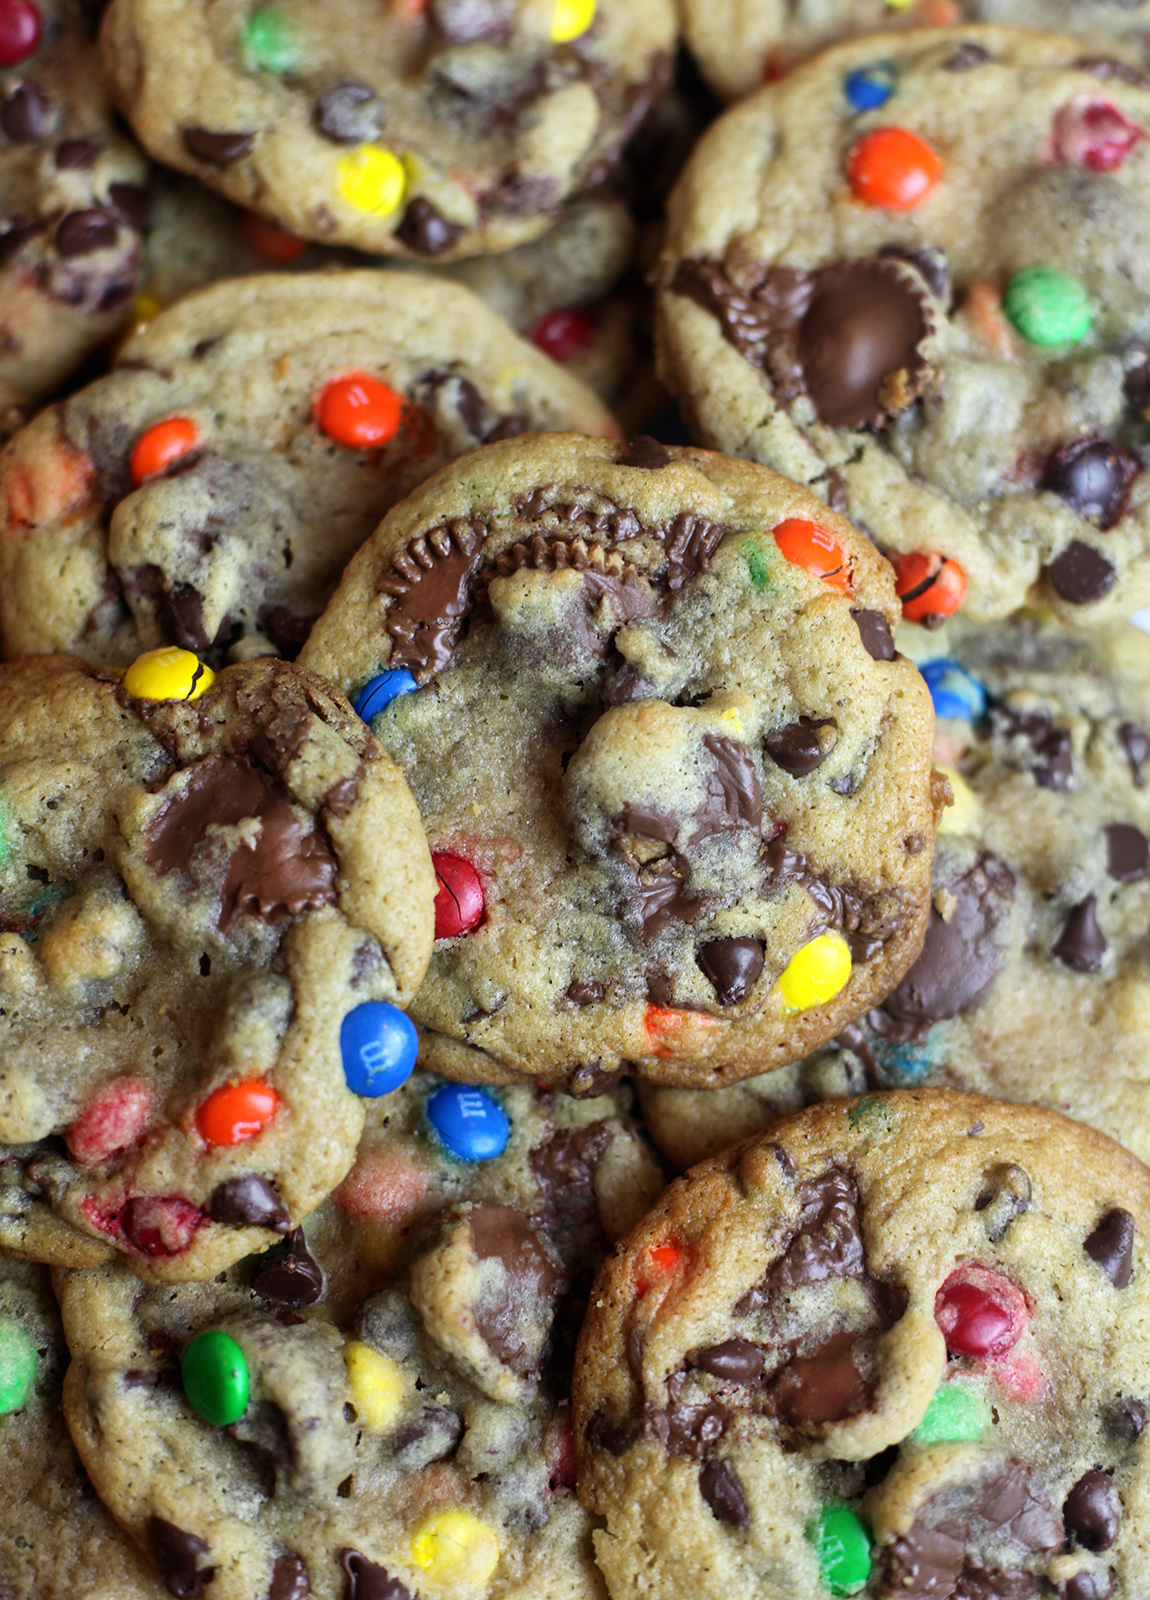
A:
[1112,1396,1146,1439]
[251,1228,324,1304]
[397,197,462,257]
[55,138,100,168]
[1035,727,1073,792]
[567,1060,625,1097]
[148,1518,211,1599]
[1104,822,1149,882]
[565,978,604,1006]
[313,83,383,145]
[56,209,118,257]
[975,1162,1031,1243]
[183,127,256,166]
[1044,436,1139,529]
[1,83,52,143]
[689,1339,763,1382]
[943,41,992,69]
[1046,542,1116,605]
[697,937,764,1005]
[1063,1570,1114,1600]
[765,716,836,777]
[586,1407,639,1455]
[797,257,932,428]
[0,214,42,263]
[1120,722,1150,787]
[1075,55,1150,89]
[699,1459,750,1529]
[1085,1208,1135,1288]
[269,1552,311,1600]
[852,608,895,661]
[1063,1471,1120,1552]
[775,1329,871,1427]
[261,605,317,658]
[1052,896,1108,972]
[645,1394,730,1457]
[880,853,1015,1025]
[337,1550,411,1600]
[621,435,674,470]
[107,182,149,229]
[209,1173,291,1232]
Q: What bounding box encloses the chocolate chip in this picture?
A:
[767,1168,866,1291]
[529,1121,613,1211]
[978,1461,1064,1550]
[1104,822,1149,882]
[209,1174,291,1232]
[1085,1207,1135,1287]
[56,209,118,257]
[1046,542,1116,605]
[1120,722,1149,787]
[1112,1396,1146,1439]
[430,0,513,40]
[975,1163,1031,1243]
[337,1550,411,1600]
[313,83,383,145]
[689,1339,763,1382]
[645,1395,730,1457]
[621,436,674,470]
[183,128,256,166]
[775,1329,871,1427]
[565,978,604,1006]
[1052,896,1108,972]
[106,182,150,229]
[1063,1570,1114,1600]
[879,853,1015,1025]
[148,1518,212,1599]
[1075,55,1150,89]
[397,197,462,256]
[1064,1471,1120,1552]
[251,1228,324,1304]
[1044,436,1139,529]
[1,83,52,143]
[852,608,895,661]
[943,41,992,69]
[697,937,764,1005]
[268,1553,311,1600]
[55,138,100,168]
[765,716,836,777]
[586,1408,639,1455]
[797,257,932,428]
[699,1460,750,1529]
[261,606,317,659]
[567,1060,625,1096]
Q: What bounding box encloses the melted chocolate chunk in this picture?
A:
[1085,1208,1135,1288]
[586,1407,639,1455]
[469,1204,565,1368]
[314,81,383,144]
[565,978,604,1006]
[699,1459,750,1529]
[975,1163,1031,1244]
[797,257,932,428]
[1044,436,1139,529]
[251,1228,324,1305]
[132,569,211,653]
[107,182,149,229]
[55,138,99,168]
[1063,1570,1114,1600]
[338,1550,411,1600]
[379,519,487,677]
[1052,896,1108,972]
[632,857,702,942]
[880,854,1015,1026]
[943,40,992,69]
[1075,55,1150,89]
[1,82,52,142]
[690,1339,764,1383]
[696,734,762,835]
[397,197,463,256]
[268,1553,310,1600]
[621,435,674,470]
[1046,542,1116,605]
[645,1394,729,1457]
[978,1462,1064,1551]
[209,1173,291,1232]
[1104,822,1149,882]
[765,716,836,777]
[567,1060,626,1097]
[775,1329,870,1427]
[262,606,317,659]
[671,258,792,368]
[1063,1471,1120,1552]
[183,128,256,165]
[852,608,895,661]
[56,208,118,257]
[766,1168,866,1293]
[1120,722,1149,787]
[529,1121,614,1226]
[697,937,764,1005]
[148,1518,212,1599]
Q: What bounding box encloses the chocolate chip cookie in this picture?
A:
[574,1088,1150,1600]
[0,269,618,666]
[0,652,434,1280]
[99,0,676,263]
[301,431,941,1091]
[658,28,1150,627]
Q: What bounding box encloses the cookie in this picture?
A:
[0,652,434,1280]
[99,0,676,263]
[301,431,940,1091]
[0,269,618,667]
[657,28,1150,627]
[54,1075,663,1600]
[574,1088,1150,1600]
[0,0,149,418]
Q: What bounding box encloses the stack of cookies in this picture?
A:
[2,3,1150,1599]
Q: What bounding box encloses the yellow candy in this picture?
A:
[936,764,978,837]
[337,147,406,217]
[344,1341,406,1433]
[884,0,915,10]
[409,1509,500,1587]
[122,647,215,703]
[551,0,596,41]
[776,932,852,1012]
[131,292,164,330]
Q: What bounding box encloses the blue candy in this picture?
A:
[352,670,417,723]
[340,1002,418,1097]
[844,63,895,112]
[426,1083,510,1162]
[920,660,987,721]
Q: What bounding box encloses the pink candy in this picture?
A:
[935,1262,1030,1360]
[1053,99,1146,172]
[66,1078,153,1166]
[334,1148,428,1219]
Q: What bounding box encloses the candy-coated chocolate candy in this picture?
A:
[776,932,852,1012]
[806,1502,872,1595]
[352,669,417,722]
[910,1382,990,1445]
[0,1315,37,1414]
[181,1329,250,1426]
[935,764,978,837]
[239,6,298,75]
[551,0,596,43]
[196,1079,280,1147]
[66,1077,153,1166]
[432,851,485,938]
[130,416,200,485]
[239,210,308,262]
[1053,99,1145,173]
[340,1001,418,1097]
[1003,267,1092,348]
[0,0,41,68]
[892,550,967,623]
[920,660,987,720]
[648,1242,681,1273]
[344,1340,406,1432]
[337,146,406,217]
[773,518,852,593]
[409,1509,500,1586]
[530,308,597,363]
[935,1263,1028,1359]
[846,127,941,211]
[844,64,895,113]
[335,1146,428,1219]
[315,371,404,449]
[426,1083,510,1161]
[131,292,164,330]
[122,646,215,703]
[876,1037,937,1086]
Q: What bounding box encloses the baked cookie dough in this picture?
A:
[0,652,434,1280]
[0,269,617,667]
[574,1088,1150,1600]
[302,431,940,1091]
[658,28,1150,627]
[100,0,676,262]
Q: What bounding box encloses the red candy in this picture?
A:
[315,371,403,449]
[1053,99,1146,172]
[240,210,308,262]
[847,127,942,211]
[892,549,967,622]
[130,417,200,486]
[81,1193,203,1256]
[935,1263,1029,1360]
[530,308,597,363]
[0,0,42,67]
[432,851,485,938]
[66,1078,153,1167]
[773,517,852,593]
[637,1238,684,1296]
[196,1080,280,1146]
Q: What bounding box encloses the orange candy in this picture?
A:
[847,127,942,211]
[240,210,308,263]
[196,1080,280,1147]
[637,1239,684,1296]
[773,517,852,593]
[130,417,200,486]
[315,371,404,449]
[892,549,967,622]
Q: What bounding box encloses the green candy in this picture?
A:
[911,1382,990,1445]
[1003,267,1092,348]
[743,541,773,592]
[181,1330,250,1427]
[0,1316,38,1414]
[239,7,298,75]
[0,789,13,870]
[807,1502,872,1596]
